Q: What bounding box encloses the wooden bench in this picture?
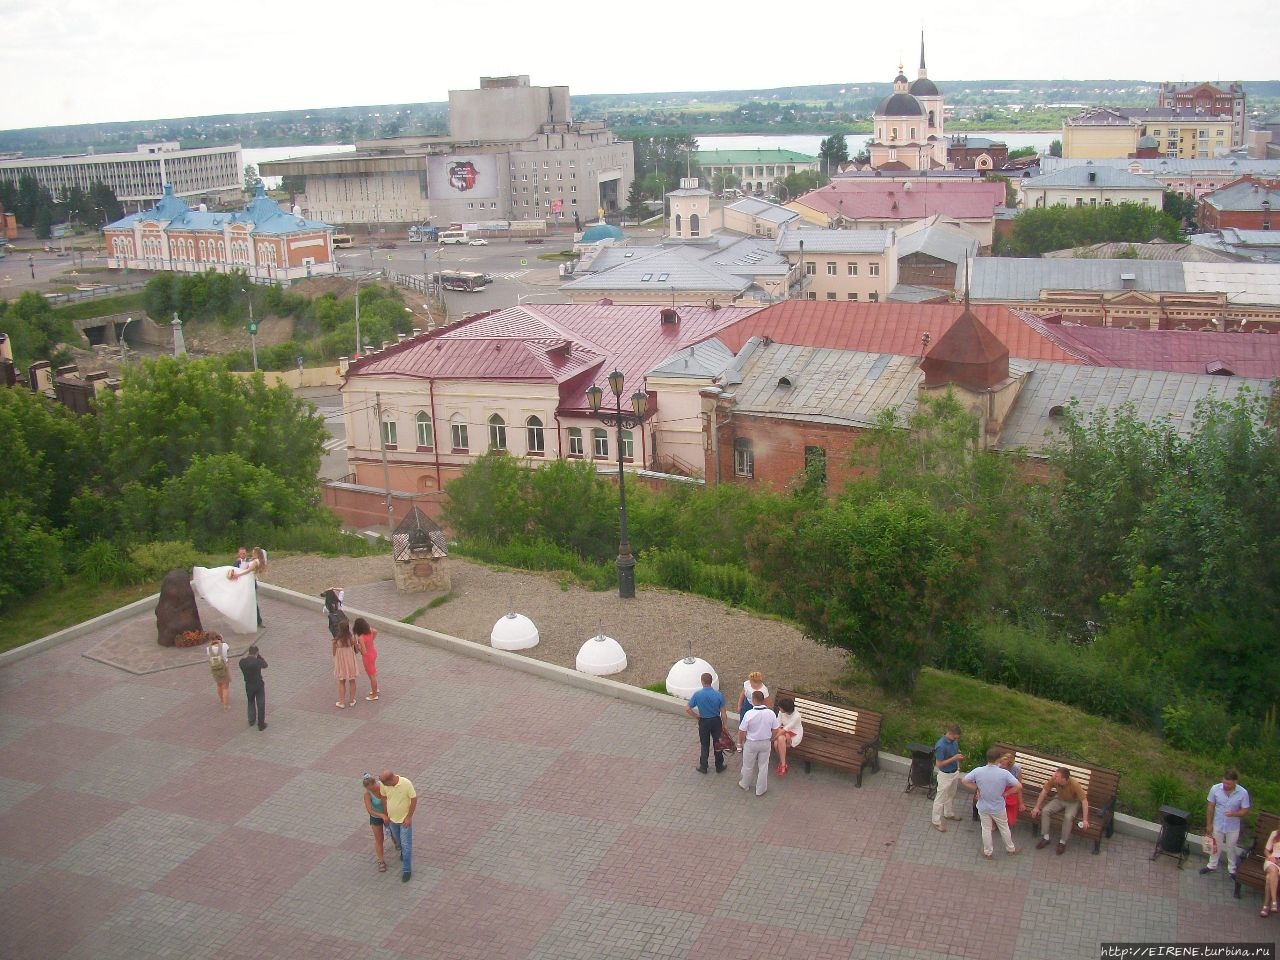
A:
[1234,810,1279,901]
[991,742,1121,854]
[774,689,882,787]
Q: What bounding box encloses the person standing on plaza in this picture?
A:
[737,689,780,797]
[352,617,380,702]
[931,724,965,832]
[332,619,359,709]
[1201,768,1250,878]
[238,644,268,731]
[962,746,1022,860]
[685,672,728,774]
[361,773,398,874]
[737,671,770,718]
[1032,767,1089,854]
[206,632,231,711]
[379,770,417,882]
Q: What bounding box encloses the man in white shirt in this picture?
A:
[737,690,780,797]
[1201,768,1250,878]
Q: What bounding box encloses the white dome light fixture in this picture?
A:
[490,612,539,650]
[666,656,716,700]
[575,629,627,676]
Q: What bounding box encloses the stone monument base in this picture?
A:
[394,557,450,593]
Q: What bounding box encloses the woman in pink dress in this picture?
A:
[353,617,380,701]
[332,619,359,708]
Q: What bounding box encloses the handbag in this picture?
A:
[713,731,737,754]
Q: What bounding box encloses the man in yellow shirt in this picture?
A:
[379,770,418,882]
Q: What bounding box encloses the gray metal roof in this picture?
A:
[775,227,894,254]
[1022,165,1163,190]
[996,361,1273,453]
[559,247,750,293]
[1041,241,1243,263]
[888,283,951,302]
[728,197,802,226]
[968,258,1185,300]
[1184,262,1280,305]
[1201,179,1280,212]
[897,221,978,264]
[1039,156,1280,177]
[648,338,735,378]
[698,237,791,277]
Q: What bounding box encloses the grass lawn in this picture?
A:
[3,581,156,654]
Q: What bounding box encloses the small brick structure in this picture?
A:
[391,505,450,593]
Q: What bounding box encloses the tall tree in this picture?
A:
[818,135,849,176]
[625,180,646,221]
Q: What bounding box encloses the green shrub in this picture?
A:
[75,539,139,586]
[128,540,202,581]
[639,546,697,592]
[269,520,386,557]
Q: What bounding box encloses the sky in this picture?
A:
[2,0,1275,132]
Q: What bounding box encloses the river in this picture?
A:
[245,131,1057,186]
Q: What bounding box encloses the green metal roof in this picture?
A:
[695,149,818,164]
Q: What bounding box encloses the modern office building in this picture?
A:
[0,142,243,209]
[260,76,634,229]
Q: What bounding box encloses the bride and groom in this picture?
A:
[190,547,266,635]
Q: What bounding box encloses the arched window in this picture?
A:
[488,414,507,451]
[567,427,583,457]
[525,416,544,455]
[198,240,207,260]
[674,213,682,236]
[592,428,609,459]
[689,213,700,238]
[416,412,433,449]
[450,415,469,451]
[620,429,634,461]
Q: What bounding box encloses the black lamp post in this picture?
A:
[586,369,650,598]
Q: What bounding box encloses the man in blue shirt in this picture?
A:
[931,723,965,832]
[962,746,1022,860]
[685,673,728,774]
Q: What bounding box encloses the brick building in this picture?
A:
[1198,176,1280,231]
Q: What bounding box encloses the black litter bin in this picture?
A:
[1152,805,1190,867]
[906,743,936,798]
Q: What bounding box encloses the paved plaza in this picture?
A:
[0,581,1271,960]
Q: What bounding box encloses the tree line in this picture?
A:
[0,176,124,239]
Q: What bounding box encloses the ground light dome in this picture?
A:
[666,657,717,700]
[490,612,539,650]
[575,631,627,676]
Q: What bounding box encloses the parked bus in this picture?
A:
[435,270,488,291]
[331,233,354,248]
[438,229,469,245]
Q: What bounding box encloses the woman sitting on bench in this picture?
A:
[773,697,803,777]
[1262,827,1280,918]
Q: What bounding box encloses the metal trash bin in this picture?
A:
[1152,805,1190,867]
[906,743,936,798]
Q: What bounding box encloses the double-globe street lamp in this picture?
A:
[586,370,651,599]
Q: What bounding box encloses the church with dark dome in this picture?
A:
[867,34,946,171]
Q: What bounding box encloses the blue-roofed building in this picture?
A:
[103,184,337,282]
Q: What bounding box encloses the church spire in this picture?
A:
[919,31,927,78]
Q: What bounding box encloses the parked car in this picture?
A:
[468,238,488,246]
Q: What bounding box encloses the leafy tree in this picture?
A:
[753,491,980,694]
[710,172,740,194]
[443,451,534,544]
[1007,146,1038,161]
[776,171,825,202]
[5,291,78,368]
[156,452,315,544]
[818,134,849,175]
[625,180,646,221]
[0,496,65,609]
[1162,189,1198,231]
[526,459,617,562]
[244,164,263,194]
[1048,139,1063,158]
[95,356,326,505]
[1006,202,1183,256]
[983,173,1018,208]
[33,204,54,240]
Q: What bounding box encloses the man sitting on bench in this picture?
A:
[1032,767,1090,855]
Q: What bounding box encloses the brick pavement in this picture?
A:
[0,589,1272,960]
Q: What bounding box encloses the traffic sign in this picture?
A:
[520,258,527,266]
[248,322,258,334]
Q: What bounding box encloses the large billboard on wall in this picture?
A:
[427,155,499,201]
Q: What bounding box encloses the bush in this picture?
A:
[454,536,614,591]
[128,540,202,582]
[74,539,140,586]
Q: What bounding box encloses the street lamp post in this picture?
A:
[241,288,258,371]
[586,370,651,599]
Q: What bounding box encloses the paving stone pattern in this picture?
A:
[0,591,1271,959]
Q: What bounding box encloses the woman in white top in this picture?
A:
[738,671,770,717]
[206,635,231,711]
[1262,827,1280,917]
[773,696,803,777]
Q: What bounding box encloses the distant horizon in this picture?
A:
[3,0,1275,131]
[3,77,1276,136]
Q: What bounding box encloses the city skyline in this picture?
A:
[2,0,1276,132]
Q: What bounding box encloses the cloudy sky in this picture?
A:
[1,0,1273,131]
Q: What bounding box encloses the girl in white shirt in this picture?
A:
[773,697,803,777]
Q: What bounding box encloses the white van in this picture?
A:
[438,230,469,245]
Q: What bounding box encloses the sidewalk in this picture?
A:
[0,587,1269,959]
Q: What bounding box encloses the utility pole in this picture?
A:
[374,391,395,533]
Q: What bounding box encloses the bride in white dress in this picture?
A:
[191,548,266,634]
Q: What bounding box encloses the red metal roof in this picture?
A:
[1033,322,1280,377]
[715,301,1083,363]
[350,303,767,409]
[795,179,1005,221]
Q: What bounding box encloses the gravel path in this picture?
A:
[264,553,849,696]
